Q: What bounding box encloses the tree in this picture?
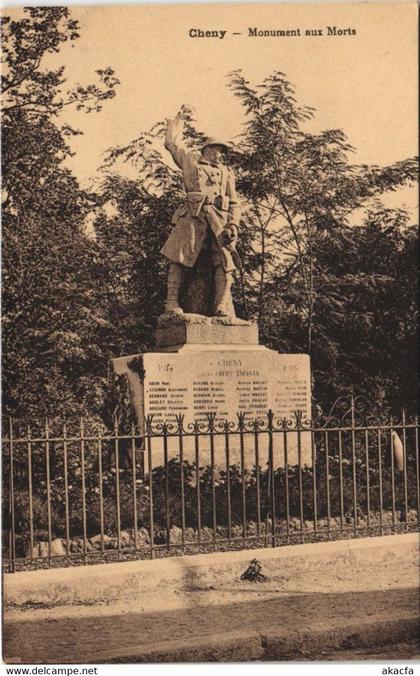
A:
[262,206,418,410]
[226,71,418,356]
[1,8,119,419]
[1,8,118,120]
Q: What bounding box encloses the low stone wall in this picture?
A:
[25,508,418,560]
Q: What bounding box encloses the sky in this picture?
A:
[7,1,419,215]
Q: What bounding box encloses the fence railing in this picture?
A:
[3,396,419,572]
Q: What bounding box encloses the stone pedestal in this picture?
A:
[112,315,312,469]
[156,313,258,350]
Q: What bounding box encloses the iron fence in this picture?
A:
[3,396,419,573]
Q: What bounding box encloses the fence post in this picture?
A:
[145,415,155,558]
[389,420,396,531]
[177,415,186,551]
[350,396,358,536]
[208,413,217,551]
[268,410,276,548]
[45,418,52,566]
[364,429,371,530]
[402,409,409,531]
[63,422,71,557]
[338,429,345,531]
[284,427,290,545]
[27,424,34,561]
[8,417,15,573]
[224,420,232,543]
[297,411,304,543]
[113,415,121,556]
[131,420,138,551]
[195,423,202,545]
[311,424,317,535]
[162,422,170,551]
[97,424,104,556]
[254,422,261,538]
[377,428,383,535]
[238,413,247,542]
[415,415,420,525]
[325,430,331,538]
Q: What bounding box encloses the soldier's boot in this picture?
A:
[214,266,234,317]
[164,263,184,314]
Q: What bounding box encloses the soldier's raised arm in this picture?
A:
[164,105,194,170]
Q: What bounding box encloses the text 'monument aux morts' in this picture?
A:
[188,26,357,39]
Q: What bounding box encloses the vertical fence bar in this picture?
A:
[284,430,290,544]
[163,426,170,551]
[378,428,383,536]
[63,423,70,557]
[402,410,409,531]
[325,431,331,538]
[297,420,304,544]
[415,416,420,524]
[131,421,138,550]
[178,418,186,550]
[8,418,16,573]
[365,429,371,530]
[225,424,232,542]
[311,428,317,534]
[338,431,344,531]
[146,426,155,558]
[195,428,202,545]
[254,428,261,537]
[27,425,34,561]
[389,424,396,532]
[113,417,121,556]
[350,403,358,536]
[268,411,276,547]
[80,418,87,562]
[239,422,247,541]
[210,421,217,550]
[97,430,104,556]
[45,419,52,566]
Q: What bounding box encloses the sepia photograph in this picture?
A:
[2,0,419,667]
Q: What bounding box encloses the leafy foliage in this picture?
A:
[1,8,118,119]
[1,8,120,419]
[225,72,417,362]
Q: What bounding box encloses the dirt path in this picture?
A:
[5,550,419,664]
[5,584,419,663]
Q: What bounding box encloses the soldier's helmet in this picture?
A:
[201,137,230,153]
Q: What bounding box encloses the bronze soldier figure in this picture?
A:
[161,105,241,318]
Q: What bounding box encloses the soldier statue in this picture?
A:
[161,105,241,319]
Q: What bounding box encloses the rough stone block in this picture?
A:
[156,313,258,349]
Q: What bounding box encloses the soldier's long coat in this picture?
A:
[161,118,241,272]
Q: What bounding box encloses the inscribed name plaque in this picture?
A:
[113,345,312,468]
